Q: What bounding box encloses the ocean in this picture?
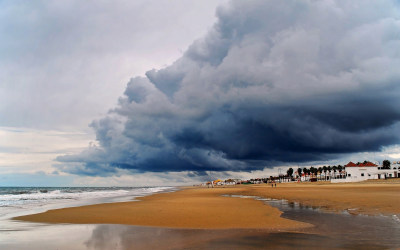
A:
[0,186,175,220]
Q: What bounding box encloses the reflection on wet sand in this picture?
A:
[84,223,392,250]
[1,198,400,249]
[85,225,227,249]
[86,225,241,249]
[86,225,332,250]
[83,199,400,249]
[269,199,400,245]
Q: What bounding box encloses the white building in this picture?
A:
[389,161,400,177]
[331,161,400,183]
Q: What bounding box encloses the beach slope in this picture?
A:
[14,187,310,230]
[14,180,400,229]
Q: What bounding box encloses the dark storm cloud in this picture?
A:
[57,0,400,175]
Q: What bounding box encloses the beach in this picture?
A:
[13,186,310,230]
[14,180,400,228]
[3,180,399,249]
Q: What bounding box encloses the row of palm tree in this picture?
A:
[286,165,346,180]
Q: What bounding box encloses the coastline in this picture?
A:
[13,180,400,230]
[13,186,311,230]
[0,186,176,222]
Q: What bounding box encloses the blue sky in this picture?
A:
[1,0,400,186]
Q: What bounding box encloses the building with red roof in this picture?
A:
[331,161,399,183]
[345,161,377,167]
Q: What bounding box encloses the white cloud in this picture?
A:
[0,0,227,130]
[0,127,93,174]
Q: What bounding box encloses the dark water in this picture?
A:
[1,195,399,249]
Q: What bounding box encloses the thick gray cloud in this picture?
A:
[58,0,400,175]
[0,0,223,130]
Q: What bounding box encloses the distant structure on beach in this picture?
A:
[199,160,400,186]
[202,178,242,187]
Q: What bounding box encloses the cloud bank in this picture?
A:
[57,0,400,176]
[0,0,222,130]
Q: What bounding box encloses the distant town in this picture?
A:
[202,160,400,187]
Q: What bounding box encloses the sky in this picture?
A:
[1,0,400,186]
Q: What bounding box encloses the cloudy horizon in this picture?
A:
[2,0,400,186]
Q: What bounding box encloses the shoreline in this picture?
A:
[13,180,400,230]
[14,186,311,230]
[0,186,177,222]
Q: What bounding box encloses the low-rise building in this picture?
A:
[332,161,400,183]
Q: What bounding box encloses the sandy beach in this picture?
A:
[14,180,400,230]
[13,186,310,230]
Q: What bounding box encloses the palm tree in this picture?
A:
[337,165,343,178]
[287,168,294,181]
[310,167,315,178]
[303,167,308,175]
[332,166,337,179]
[303,167,309,181]
[318,167,323,180]
[297,168,302,180]
[382,160,391,170]
[327,166,332,180]
[323,166,327,180]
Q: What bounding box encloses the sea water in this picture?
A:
[0,186,175,220]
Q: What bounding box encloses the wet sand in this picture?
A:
[5,223,397,250]
[235,179,400,215]
[14,186,310,230]
[14,180,400,229]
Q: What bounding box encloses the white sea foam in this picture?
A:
[1,189,124,206]
[0,186,175,219]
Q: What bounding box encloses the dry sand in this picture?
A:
[14,180,400,229]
